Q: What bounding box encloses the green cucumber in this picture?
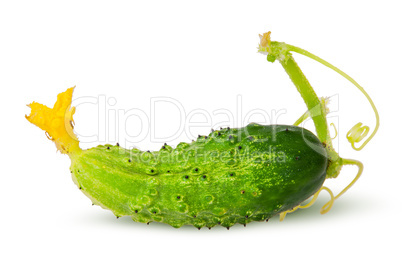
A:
[26,31,378,229]
[70,124,327,228]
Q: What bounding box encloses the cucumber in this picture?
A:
[27,31,377,228]
[70,123,327,228]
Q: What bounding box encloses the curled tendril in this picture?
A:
[347,122,370,150]
[330,122,338,140]
[279,186,335,221]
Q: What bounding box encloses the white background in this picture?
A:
[1,0,400,256]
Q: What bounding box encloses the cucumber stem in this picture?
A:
[279,55,329,143]
[258,32,333,147]
[259,32,339,168]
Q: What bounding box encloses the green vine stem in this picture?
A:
[279,54,329,144]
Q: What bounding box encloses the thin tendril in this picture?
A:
[317,187,335,214]
[330,123,338,140]
[279,186,334,221]
[334,158,363,201]
[279,158,362,221]
[286,45,379,151]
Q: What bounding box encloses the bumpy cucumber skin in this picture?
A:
[70,123,328,228]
